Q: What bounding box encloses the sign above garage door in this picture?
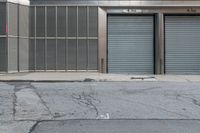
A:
[108,15,154,74]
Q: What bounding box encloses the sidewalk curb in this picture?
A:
[0,80,86,83]
[0,79,156,83]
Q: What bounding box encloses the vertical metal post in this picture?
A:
[55,6,58,71]
[45,6,47,71]
[97,7,99,72]
[66,6,68,71]
[87,6,89,71]
[34,6,36,71]
[76,6,78,71]
[17,4,20,72]
[160,13,165,74]
[6,2,9,72]
[155,13,164,74]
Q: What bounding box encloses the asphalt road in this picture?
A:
[1,81,200,133]
[32,120,200,133]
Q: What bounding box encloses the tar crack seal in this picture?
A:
[71,91,101,117]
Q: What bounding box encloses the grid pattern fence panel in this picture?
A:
[29,6,98,71]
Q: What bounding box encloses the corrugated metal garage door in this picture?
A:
[165,16,200,74]
[108,15,154,74]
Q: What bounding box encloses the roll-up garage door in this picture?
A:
[108,15,154,74]
[165,16,200,74]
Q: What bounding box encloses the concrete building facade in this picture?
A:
[1,0,200,74]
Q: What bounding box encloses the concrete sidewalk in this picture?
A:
[0,72,200,82]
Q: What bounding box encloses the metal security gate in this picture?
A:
[165,16,200,74]
[29,6,98,72]
[108,15,154,74]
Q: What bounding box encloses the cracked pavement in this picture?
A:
[1,81,200,132]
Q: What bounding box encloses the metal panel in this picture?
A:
[68,7,77,37]
[108,15,154,74]
[19,5,29,37]
[0,3,6,35]
[19,38,29,71]
[57,39,66,70]
[68,39,77,70]
[47,6,56,37]
[0,38,7,71]
[8,3,18,36]
[57,6,66,37]
[77,39,87,70]
[78,7,87,37]
[29,39,35,70]
[8,37,18,72]
[30,6,35,37]
[165,16,200,74]
[30,0,200,7]
[36,39,45,70]
[88,39,98,70]
[89,7,98,37]
[47,39,56,70]
[36,6,45,37]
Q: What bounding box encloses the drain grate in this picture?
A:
[130,76,155,80]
